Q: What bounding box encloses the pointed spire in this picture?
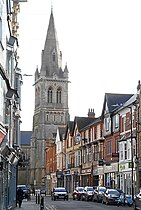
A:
[41,9,62,76]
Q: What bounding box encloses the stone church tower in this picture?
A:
[30,9,69,187]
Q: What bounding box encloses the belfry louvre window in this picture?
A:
[48,87,53,103]
[57,88,61,104]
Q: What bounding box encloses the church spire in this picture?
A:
[40,9,62,76]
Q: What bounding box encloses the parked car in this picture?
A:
[35,188,46,196]
[92,186,106,202]
[102,188,120,205]
[51,187,68,201]
[133,194,141,210]
[72,187,85,200]
[119,194,134,206]
[17,185,30,200]
[83,186,94,201]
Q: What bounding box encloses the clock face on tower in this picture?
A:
[75,132,81,144]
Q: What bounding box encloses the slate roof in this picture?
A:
[102,93,133,114]
[21,131,32,145]
[58,127,66,140]
[74,116,96,131]
[64,121,74,139]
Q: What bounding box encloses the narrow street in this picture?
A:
[19,196,134,210]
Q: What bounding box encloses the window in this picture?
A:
[104,116,110,131]
[115,137,119,153]
[99,143,104,159]
[48,87,52,103]
[115,114,119,128]
[122,115,126,132]
[106,140,112,155]
[124,142,127,160]
[94,145,98,160]
[57,88,61,104]
[120,143,123,160]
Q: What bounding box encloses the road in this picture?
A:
[43,196,133,210]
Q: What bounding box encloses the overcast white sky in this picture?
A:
[18,0,141,131]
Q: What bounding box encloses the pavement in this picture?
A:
[14,196,43,210]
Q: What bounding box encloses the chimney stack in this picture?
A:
[88,108,95,118]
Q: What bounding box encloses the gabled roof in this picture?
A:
[58,127,66,141]
[64,121,74,139]
[21,131,32,145]
[74,116,96,131]
[79,116,102,131]
[102,93,133,115]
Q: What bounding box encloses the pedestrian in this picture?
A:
[32,187,35,196]
[17,187,24,208]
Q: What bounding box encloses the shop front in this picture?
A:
[119,162,136,194]
[80,168,92,187]
[104,163,118,188]
[71,168,80,191]
[64,170,71,193]
[93,166,104,186]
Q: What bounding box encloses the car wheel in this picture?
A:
[106,199,109,205]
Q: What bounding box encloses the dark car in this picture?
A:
[83,186,94,201]
[102,188,120,205]
[51,187,68,201]
[72,187,85,200]
[17,185,30,200]
[92,186,106,202]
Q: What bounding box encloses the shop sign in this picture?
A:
[104,163,118,173]
[97,167,104,175]
[119,164,125,171]
[128,162,134,168]
[64,170,70,175]
[81,168,91,174]
[72,170,79,175]
[93,168,98,175]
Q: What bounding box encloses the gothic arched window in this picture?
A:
[48,87,53,103]
[57,88,62,104]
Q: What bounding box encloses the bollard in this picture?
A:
[40,196,44,210]
[36,194,37,204]
[38,194,40,204]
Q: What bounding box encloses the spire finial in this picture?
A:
[51,1,53,13]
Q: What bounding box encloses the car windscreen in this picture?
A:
[109,190,119,195]
[87,187,93,191]
[78,188,84,192]
[54,188,66,192]
[99,188,106,192]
